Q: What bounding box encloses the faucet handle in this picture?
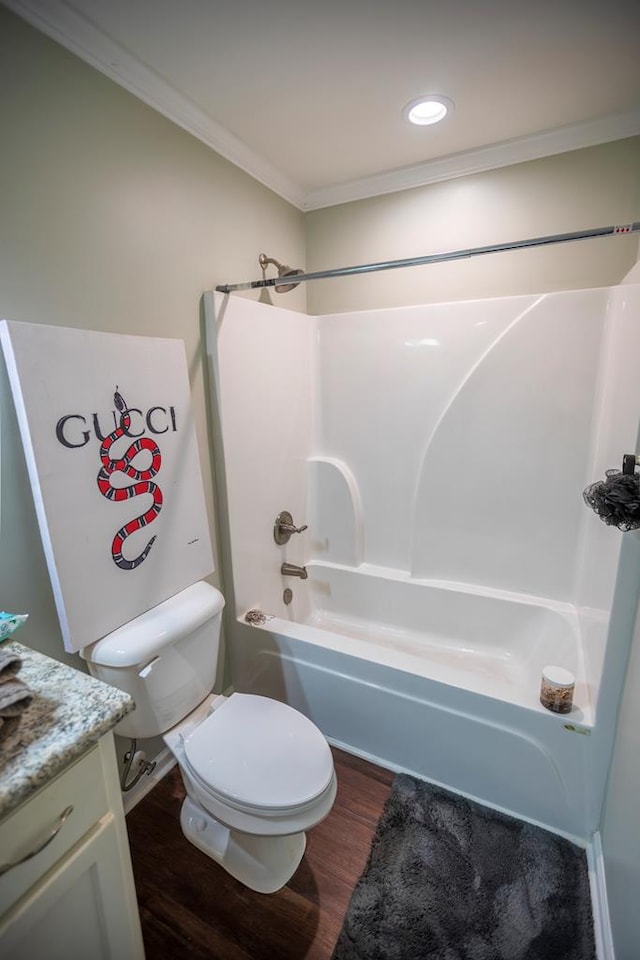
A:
[280,521,308,534]
[274,511,308,545]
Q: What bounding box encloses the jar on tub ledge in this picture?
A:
[540,666,575,714]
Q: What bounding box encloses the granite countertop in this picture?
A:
[0,641,134,819]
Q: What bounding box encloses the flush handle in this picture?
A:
[138,656,161,679]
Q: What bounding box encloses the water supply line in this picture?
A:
[121,739,157,792]
[215,221,640,293]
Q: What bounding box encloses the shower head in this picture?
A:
[258,253,304,293]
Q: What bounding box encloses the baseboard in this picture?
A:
[587,831,615,960]
[122,747,176,815]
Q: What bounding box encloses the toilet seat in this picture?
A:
[182,693,335,815]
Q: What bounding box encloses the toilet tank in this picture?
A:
[81,581,225,739]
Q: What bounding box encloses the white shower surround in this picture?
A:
[206,284,640,840]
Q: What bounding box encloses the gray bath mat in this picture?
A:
[332,774,595,960]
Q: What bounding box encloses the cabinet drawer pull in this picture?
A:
[0,804,74,877]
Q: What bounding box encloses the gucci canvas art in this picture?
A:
[1,320,214,653]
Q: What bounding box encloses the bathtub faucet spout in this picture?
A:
[281,562,308,580]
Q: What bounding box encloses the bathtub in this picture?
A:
[229,561,602,841]
[209,287,640,848]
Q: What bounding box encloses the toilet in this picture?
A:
[82,580,337,893]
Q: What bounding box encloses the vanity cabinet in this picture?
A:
[0,734,144,959]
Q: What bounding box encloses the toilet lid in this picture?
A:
[183,694,335,811]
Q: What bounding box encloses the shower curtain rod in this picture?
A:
[215,221,640,293]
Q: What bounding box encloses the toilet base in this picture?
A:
[179,795,307,894]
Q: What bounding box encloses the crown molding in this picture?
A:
[3,0,308,209]
[5,0,640,214]
[303,109,640,210]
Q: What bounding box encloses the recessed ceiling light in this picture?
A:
[404,95,453,126]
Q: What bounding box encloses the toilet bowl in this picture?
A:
[82,581,337,893]
[165,692,337,891]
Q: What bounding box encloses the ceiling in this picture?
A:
[6,0,640,210]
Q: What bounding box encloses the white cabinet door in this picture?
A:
[0,745,109,916]
[0,814,145,960]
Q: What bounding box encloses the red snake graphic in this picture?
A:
[96,389,163,570]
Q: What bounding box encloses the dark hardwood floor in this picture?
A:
[126,747,394,960]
